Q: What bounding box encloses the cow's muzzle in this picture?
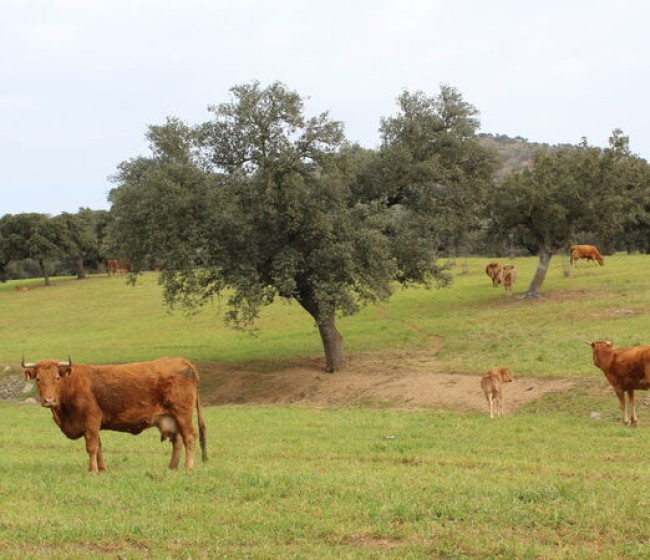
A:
[41,397,57,408]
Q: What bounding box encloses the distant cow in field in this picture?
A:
[107,259,132,275]
[481,367,513,418]
[589,340,650,426]
[22,357,207,472]
[485,261,502,287]
[570,245,604,267]
[499,265,517,295]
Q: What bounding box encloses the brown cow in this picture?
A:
[570,245,604,266]
[499,264,517,295]
[107,259,132,276]
[485,261,502,287]
[22,357,207,472]
[481,367,513,418]
[589,340,650,426]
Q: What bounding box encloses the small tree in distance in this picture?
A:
[489,131,650,296]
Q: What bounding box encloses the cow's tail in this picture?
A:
[196,392,208,463]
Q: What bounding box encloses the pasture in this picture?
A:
[2,254,650,558]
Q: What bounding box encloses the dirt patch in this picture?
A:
[197,350,577,413]
[1,349,579,413]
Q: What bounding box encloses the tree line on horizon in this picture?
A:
[3,81,650,371]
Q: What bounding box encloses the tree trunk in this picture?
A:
[525,249,553,297]
[318,314,345,373]
[296,286,346,373]
[74,257,86,279]
[39,259,51,286]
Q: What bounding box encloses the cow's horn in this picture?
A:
[21,356,36,368]
[58,356,72,367]
[585,341,593,346]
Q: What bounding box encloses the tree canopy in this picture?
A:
[377,86,499,254]
[108,81,486,371]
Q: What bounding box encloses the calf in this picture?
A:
[499,265,517,296]
[485,261,502,287]
[481,367,514,418]
[589,341,650,426]
[23,357,208,472]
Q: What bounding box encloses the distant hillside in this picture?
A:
[478,133,573,179]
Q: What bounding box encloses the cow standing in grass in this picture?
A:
[499,265,517,296]
[485,261,502,287]
[481,367,513,418]
[589,341,650,426]
[570,245,604,266]
[107,259,132,275]
[23,357,207,472]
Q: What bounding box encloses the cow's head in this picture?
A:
[499,367,514,383]
[587,341,613,368]
[587,341,613,349]
[22,357,72,408]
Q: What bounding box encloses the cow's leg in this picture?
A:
[175,416,197,470]
[486,393,494,419]
[96,438,107,471]
[496,392,503,417]
[169,433,183,469]
[613,387,629,425]
[84,429,103,472]
[628,390,638,426]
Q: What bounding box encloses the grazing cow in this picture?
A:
[570,245,604,267]
[485,261,502,287]
[107,259,132,276]
[22,357,207,472]
[499,265,517,295]
[589,340,650,426]
[481,367,513,418]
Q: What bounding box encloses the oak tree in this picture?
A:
[109,82,454,372]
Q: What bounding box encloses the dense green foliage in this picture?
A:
[108,82,483,370]
[0,209,111,283]
[378,87,499,254]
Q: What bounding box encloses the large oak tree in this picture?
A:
[108,82,482,371]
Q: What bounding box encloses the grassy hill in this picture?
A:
[478,133,572,178]
[1,254,648,377]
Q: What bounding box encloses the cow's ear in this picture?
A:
[58,365,72,377]
[24,368,36,381]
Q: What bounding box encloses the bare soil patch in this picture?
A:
[1,349,580,413]
[198,350,577,413]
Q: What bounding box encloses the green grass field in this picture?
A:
[1,254,648,374]
[2,254,650,558]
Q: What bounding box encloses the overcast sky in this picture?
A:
[2,0,648,215]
